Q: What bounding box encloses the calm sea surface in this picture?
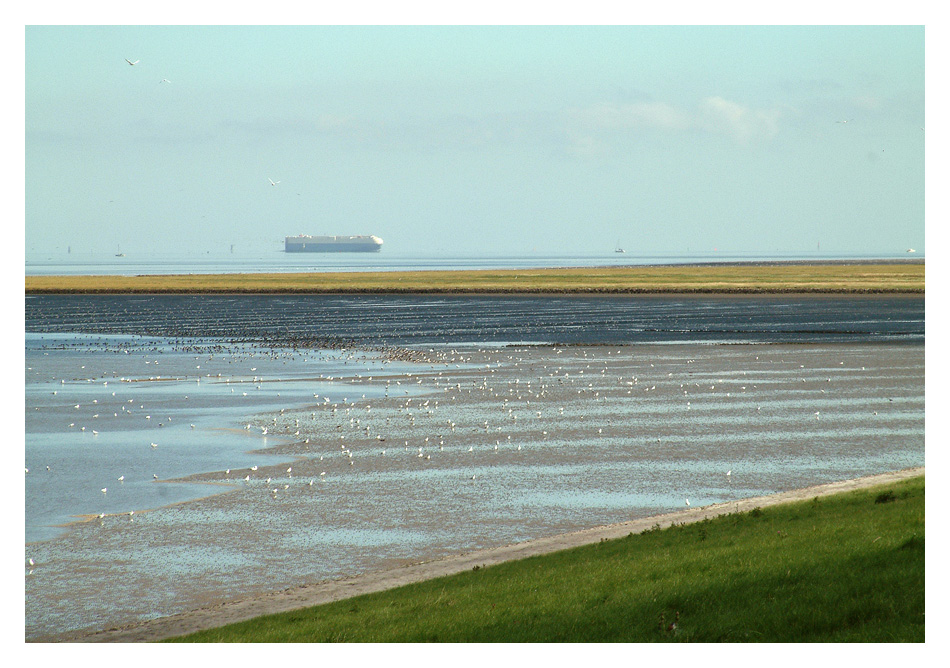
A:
[24,249,922,276]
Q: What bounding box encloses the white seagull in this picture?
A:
[125,59,140,66]
[268,178,280,187]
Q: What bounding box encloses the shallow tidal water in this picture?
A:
[25,333,427,543]
[25,334,923,640]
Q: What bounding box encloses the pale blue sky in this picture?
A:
[25,23,925,256]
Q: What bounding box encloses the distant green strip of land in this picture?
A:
[25,263,924,295]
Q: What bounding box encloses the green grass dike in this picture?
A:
[26,263,924,294]
[167,475,924,643]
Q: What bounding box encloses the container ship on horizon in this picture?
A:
[285,235,384,253]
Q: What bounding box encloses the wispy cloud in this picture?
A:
[570,101,692,132]
[697,96,780,144]
[565,96,782,155]
[156,95,782,157]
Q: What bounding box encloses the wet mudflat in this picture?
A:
[25,295,924,640]
[25,293,924,345]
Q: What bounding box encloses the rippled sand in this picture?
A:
[25,342,924,641]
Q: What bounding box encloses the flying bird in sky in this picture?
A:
[268,178,280,187]
[125,59,140,66]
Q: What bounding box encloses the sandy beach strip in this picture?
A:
[50,466,923,643]
[23,261,925,295]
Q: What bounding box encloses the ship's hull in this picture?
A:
[285,235,383,253]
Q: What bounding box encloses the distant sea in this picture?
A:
[24,249,922,277]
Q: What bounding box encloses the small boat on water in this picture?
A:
[615,239,626,253]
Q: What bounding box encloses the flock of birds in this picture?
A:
[257,345,888,515]
[25,340,435,523]
[27,335,904,575]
